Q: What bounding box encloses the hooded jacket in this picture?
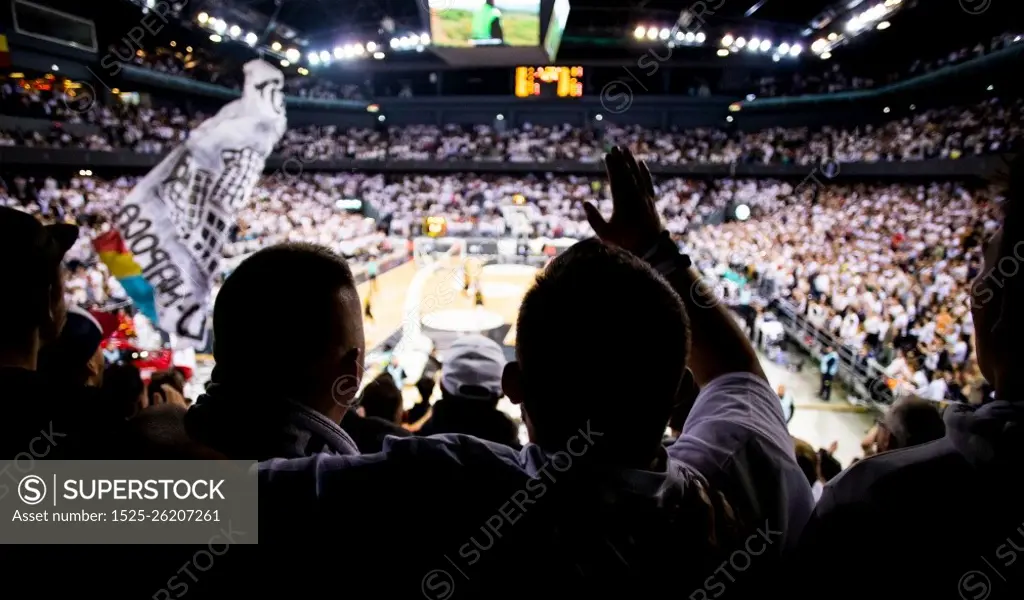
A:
[795,400,1024,599]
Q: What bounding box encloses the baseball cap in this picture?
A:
[440,334,506,400]
[0,206,79,274]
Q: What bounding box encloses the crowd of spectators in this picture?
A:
[4,82,1019,162]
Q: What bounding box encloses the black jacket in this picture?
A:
[795,400,1024,600]
[341,411,411,453]
[417,398,521,449]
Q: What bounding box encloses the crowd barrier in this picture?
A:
[770,298,898,413]
[0,145,1008,178]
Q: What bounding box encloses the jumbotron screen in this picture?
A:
[515,66,583,97]
[428,0,541,48]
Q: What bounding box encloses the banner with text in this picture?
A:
[114,59,287,346]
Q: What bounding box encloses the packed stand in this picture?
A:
[684,180,998,405]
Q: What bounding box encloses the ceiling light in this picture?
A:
[717,48,729,57]
[280,59,290,67]
[319,50,331,62]
[197,12,208,23]
[285,48,300,62]
[760,39,771,51]
[696,32,706,43]
[735,37,746,48]
[271,41,282,51]
[876,21,890,30]
[228,25,241,37]
[646,28,658,40]
[373,51,385,59]
[245,32,258,45]
[685,31,695,42]
[779,42,790,54]
[790,44,802,56]
[659,28,670,40]
[367,41,377,52]
[820,51,832,59]
[722,34,734,46]
[420,33,430,44]
[209,34,222,43]
[308,52,320,65]
[634,26,646,39]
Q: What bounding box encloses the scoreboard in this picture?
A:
[514,66,583,98]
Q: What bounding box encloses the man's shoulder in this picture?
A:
[821,436,963,510]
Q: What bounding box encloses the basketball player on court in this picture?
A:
[367,259,379,293]
[463,263,472,296]
[474,278,485,308]
[364,290,375,324]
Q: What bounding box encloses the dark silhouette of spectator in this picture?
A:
[341,372,411,453]
[185,243,363,459]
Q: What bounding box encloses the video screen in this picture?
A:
[429,0,541,48]
[543,0,570,61]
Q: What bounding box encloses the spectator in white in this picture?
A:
[416,334,520,449]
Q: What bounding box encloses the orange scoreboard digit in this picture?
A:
[515,66,583,98]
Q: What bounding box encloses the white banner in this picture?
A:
[112,60,287,346]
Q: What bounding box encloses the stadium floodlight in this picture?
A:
[676,31,685,41]
[717,48,729,57]
[735,204,751,221]
[760,39,771,51]
[876,21,891,30]
[308,52,320,65]
[285,48,300,62]
[748,38,760,50]
[209,34,222,43]
[271,41,282,51]
[354,43,366,55]
[772,54,780,62]
[212,19,227,34]
[333,47,344,59]
[367,41,377,52]
[634,26,645,39]
[197,12,208,23]
[245,32,258,45]
[811,38,827,53]
[828,32,838,41]
[228,25,241,37]
[319,50,331,62]
[779,42,790,54]
[646,27,658,40]
[659,28,670,40]
[735,37,746,48]
[820,51,832,59]
[722,34,733,46]
[685,31,695,42]
[790,44,802,56]
[420,33,431,44]
[373,51,385,59]
[280,59,290,67]
[390,38,399,48]
[695,32,706,43]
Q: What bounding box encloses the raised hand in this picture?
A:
[582,146,664,256]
